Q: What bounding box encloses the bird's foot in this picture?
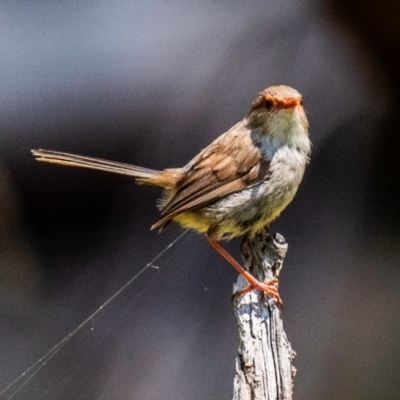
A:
[233,278,282,307]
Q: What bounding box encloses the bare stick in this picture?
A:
[232,229,296,400]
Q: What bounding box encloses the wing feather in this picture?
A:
[153,121,271,229]
[151,178,248,230]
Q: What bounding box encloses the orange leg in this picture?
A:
[234,278,279,297]
[207,236,282,306]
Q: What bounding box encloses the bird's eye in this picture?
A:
[300,100,303,106]
[265,100,273,109]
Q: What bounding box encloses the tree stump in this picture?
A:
[232,229,296,400]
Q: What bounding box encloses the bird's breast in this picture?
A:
[174,145,307,239]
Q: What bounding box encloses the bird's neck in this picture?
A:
[251,118,311,162]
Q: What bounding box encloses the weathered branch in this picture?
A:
[232,229,296,400]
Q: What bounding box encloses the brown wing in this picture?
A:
[152,121,271,229]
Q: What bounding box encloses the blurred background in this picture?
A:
[0,0,399,399]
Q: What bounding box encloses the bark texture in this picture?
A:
[232,229,296,400]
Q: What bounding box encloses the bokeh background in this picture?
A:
[0,1,399,399]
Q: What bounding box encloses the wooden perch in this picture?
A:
[232,229,296,400]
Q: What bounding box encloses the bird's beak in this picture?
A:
[281,98,302,109]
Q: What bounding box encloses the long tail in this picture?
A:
[31,149,159,180]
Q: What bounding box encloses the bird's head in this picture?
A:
[247,85,309,140]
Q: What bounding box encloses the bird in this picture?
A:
[32,85,311,306]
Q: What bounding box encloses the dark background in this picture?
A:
[0,1,399,399]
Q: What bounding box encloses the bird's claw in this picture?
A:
[232,277,283,307]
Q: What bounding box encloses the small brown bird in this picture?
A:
[32,85,311,305]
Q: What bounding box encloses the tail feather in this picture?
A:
[31,149,159,180]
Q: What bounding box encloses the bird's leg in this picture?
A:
[233,278,279,297]
[206,236,282,306]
